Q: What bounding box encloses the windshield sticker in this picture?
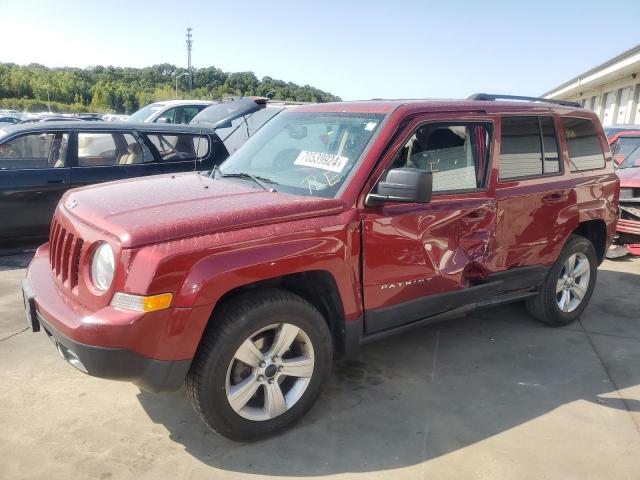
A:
[365,122,378,131]
[294,150,348,173]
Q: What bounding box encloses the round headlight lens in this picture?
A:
[91,243,115,291]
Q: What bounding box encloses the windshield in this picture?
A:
[218,111,384,198]
[615,137,640,157]
[127,103,164,122]
[619,144,640,169]
[191,98,261,128]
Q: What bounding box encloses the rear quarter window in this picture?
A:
[561,118,605,171]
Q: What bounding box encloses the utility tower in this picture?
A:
[186,27,193,92]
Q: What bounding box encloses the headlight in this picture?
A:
[91,243,115,291]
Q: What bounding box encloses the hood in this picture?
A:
[62,173,343,247]
[617,167,640,188]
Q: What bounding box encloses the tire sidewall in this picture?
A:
[195,292,332,440]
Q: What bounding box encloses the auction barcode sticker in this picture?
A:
[293,151,348,173]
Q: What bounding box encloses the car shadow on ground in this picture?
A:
[136,267,640,477]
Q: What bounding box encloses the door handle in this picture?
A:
[460,210,487,224]
[47,180,64,184]
[542,192,564,204]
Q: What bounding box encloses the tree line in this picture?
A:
[0,62,341,114]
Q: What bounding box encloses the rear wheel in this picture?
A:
[186,289,333,441]
[526,235,597,326]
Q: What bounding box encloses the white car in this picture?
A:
[126,100,212,124]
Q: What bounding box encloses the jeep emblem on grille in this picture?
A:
[65,199,78,210]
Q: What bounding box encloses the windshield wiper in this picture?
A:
[219,172,278,192]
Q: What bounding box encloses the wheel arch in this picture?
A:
[572,219,607,264]
[201,270,352,355]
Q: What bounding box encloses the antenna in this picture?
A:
[186,27,193,92]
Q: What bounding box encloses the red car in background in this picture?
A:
[606,128,640,165]
[616,145,640,255]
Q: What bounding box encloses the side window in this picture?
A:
[78,133,117,166]
[0,132,68,169]
[156,107,176,124]
[144,134,209,161]
[179,106,201,124]
[383,123,491,192]
[561,118,606,171]
[499,116,560,180]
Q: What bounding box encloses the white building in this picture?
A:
[542,45,640,127]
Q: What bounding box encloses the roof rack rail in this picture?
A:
[467,93,582,108]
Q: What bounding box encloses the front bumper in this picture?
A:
[23,245,209,392]
[36,310,190,392]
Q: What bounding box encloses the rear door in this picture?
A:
[143,132,212,174]
[0,130,70,239]
[69,130,161,188]
[361,115,497,334]
[494,115,570,269]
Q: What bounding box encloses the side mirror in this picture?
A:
[366,168,433,206]
[156,117,171,124]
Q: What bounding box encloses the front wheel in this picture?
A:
[186,289,333,441]
[526,234,598,326]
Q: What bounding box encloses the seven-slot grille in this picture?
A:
[49,216,84,291]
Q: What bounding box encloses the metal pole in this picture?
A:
[186,27,193,93]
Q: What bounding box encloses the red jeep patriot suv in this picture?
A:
[23,94,619,441]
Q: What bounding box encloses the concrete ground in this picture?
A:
[1,253,639,480]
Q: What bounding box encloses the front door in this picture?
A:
[361,117,497,334]
[0,130,70,240]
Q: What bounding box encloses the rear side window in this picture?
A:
[499,116,561,180]
[144,134,209,161]
[561,118,605,171]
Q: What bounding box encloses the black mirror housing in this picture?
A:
[366,168,433,206]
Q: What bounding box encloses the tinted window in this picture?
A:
[144,134,209,161]
[561,118,605,171]
[78,133,147,166]
[382,123,491,192]
[499,116,560,179]
[0,132,68,169]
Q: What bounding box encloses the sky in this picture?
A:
[1,0,639,101]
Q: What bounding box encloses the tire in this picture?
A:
[186,288,333,441]
[526,234,598,326]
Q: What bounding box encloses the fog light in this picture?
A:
[111,292,173,312]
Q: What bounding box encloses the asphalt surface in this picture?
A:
[1,252,639,479]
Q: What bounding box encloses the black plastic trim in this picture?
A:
[37,314,191,393]
[365,282,503,335]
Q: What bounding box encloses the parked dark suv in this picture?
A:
[0,122,228,241]
[23,94,619,441]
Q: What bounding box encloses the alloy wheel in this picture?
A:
[225,323,315,421]
[556,252,590,313]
